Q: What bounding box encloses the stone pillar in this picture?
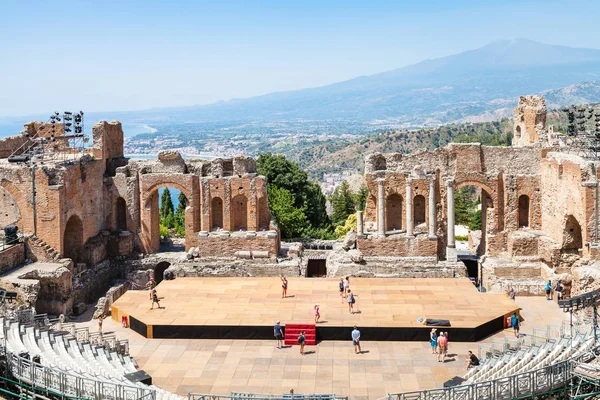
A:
[405,178,413,237]
[428,177,436,239]
[356,210,364,236]
[446,179,457,261]
[377,178,386,236]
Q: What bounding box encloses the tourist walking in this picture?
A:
[343,276,350,296]
[314,304,320,324]
[339,278,345,301]
[351,326,362,354]
[546,280,552,300]
[511,312,519,338]
[281,276,288,298]
[150,289,161,309]
[98,314,103,333]
[347,290,356,314]
[430,328,438,354]
[437,333,447,362]
[274,320,284,349]
[298,330,306,355]
[465,350,480,369]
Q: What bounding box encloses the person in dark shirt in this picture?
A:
[274,321,283,349]
[466,351,480,369]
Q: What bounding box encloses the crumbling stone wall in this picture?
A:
[513,95,547,147]
[0,243,24,273]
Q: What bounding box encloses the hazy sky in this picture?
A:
[1,0,599,116]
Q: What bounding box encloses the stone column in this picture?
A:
[405,178,413,237]
[446,179,457,261]
[356,210,364,236]
[428,177,437,239]
[377,178,386,236]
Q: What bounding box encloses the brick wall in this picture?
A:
[0,243,24,273]
[357,235,438,257]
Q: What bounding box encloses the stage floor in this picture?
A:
[112,277,519,342]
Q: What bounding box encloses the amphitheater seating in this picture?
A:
[464,323,595,385]
[0,317,184,400]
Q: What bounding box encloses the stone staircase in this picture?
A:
[27,235,61,262]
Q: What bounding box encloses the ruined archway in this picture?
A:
[414,195,426,226]
[386,193,403,231]
[116,197,127,231]
[454,183,494,259]
[154,261,170,284]
[518,195,530,228]
[231,194,248,231]
[562,215,582,250]
[211,197,223,230]
[63,215,83,261]
[0,186,21,229]
[141,181,193,253]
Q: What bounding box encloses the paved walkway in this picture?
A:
[73,294,568,400]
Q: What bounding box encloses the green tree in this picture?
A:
[174,192,188,234]
[335,213,357,238]
[469,209,482,231]
[257,153,332,236]
[454,187,475,226]
[160,188,175,228]
[352,184,369,212]
[330,181,355,226]
[267,186,309,239]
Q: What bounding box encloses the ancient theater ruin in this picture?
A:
[355,95,599,296]
[0,94,599,316]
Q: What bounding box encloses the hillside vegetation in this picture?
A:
[289,112,566,179]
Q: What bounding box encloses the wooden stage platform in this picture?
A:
[112,277,519,342]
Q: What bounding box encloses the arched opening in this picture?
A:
[154,261,171,284]
[257,196,270,231]
[454,184,494,277]
[0,186,21,229]
[414,195,426,226]
[211,197,223,230]
[231,194,248,231]
[562,215,582,250]
[116,197,127,231]
[518,195,530,228]
[386,193,403,231]
[143,185,189,253]
[63,215,83,261]
[515,125,521,139]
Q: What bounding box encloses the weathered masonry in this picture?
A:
[358,96,597,293]
[0,122,279,264]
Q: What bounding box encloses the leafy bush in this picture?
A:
[159,224,169,239]
[335,213,357,238]
[455,235,468,241]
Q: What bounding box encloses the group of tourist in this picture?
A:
[429,329,450,362]
[430,328,481,369]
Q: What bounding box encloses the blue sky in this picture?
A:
[1,0,599,116]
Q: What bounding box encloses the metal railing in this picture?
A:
[388,348,595,400]
[189,394,347,400]
[7,352,155,400]
[0,235,20,252]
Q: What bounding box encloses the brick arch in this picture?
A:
[143,182,192,208]
[140,179,197,253]
[386,192,403,231]
[455,180,496,206]
[0,179,30,232]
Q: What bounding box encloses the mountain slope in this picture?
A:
[131,39,600,126]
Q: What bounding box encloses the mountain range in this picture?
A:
[2,39,600,136]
